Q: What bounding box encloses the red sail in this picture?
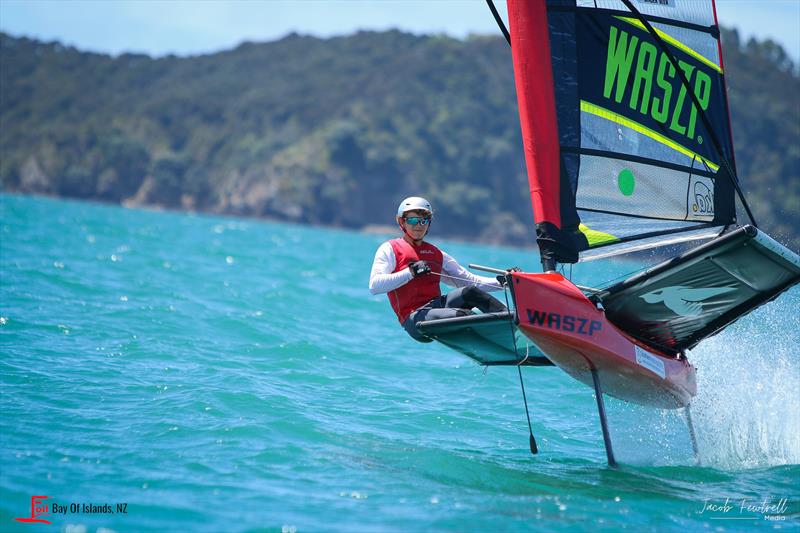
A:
[507,0,560,231]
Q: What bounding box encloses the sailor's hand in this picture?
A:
[409,260,432,277]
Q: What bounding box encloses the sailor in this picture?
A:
[369,196,513,342]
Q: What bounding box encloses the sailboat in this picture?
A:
[417,0,800,465]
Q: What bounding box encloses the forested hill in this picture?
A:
[1,29,797,249]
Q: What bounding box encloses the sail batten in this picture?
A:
[578,227,722,262]
[548,5,720,36]
[507,0,737,265]
[562,146,716,178]
[579,100,720,171]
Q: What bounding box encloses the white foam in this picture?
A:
[688,292,800,469]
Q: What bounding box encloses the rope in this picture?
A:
[485,0,511,45]
[517,342,531,367]
[500,275,537,452]
[500,281,519,356]
[594,263,653,291]
[621,0,757,227]
[430,271,499,288]
[431,266,539,453]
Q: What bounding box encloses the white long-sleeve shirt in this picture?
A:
[369,241,502,295]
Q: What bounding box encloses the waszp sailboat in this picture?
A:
[418,0,800,465]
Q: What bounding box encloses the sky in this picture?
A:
[0,0,798,60]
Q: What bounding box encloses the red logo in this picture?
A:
[16,495,51,524]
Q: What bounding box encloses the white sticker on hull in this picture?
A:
[635,345,666,379]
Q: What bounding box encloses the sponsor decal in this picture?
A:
[603,25,712,144]
[16,494,129,525]
[640,285,736,316]
[525,309,602,336]
[419,249,435,254]
[618,168,636,196]
[637,0,675,7]
[16,495,51,525]
[690,175,715,219]
[635,345,666,379]
[575,11,732,169]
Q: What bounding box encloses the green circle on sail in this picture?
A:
[618,168,635,196]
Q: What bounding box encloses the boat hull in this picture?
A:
[512,272,696,409]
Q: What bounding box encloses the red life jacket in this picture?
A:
[388,238,443,322]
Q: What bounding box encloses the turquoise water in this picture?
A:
[1,194,798,532]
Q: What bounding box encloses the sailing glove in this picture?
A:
[409,261,432,277]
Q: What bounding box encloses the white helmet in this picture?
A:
[396,196,433,218]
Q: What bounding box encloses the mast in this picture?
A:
[506,0,580,271]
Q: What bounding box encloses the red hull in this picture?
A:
[512,273,696,409]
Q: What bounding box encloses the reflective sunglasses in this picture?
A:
[404,216,431,226]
